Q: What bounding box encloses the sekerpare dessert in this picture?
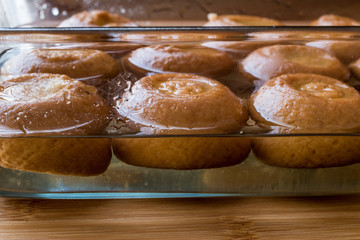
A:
[310,14,360,26]
[0,73,110,135]
[115,73,248,134]
[113,137,250,170]
[1,49,122,86]
[0,73,112,175]
[306,40,360,64]
[349,58,360,80]
[201,41,283,58]
[239,45,350,84]
[250,73,360,168]
[204,13,283,26]
[123,44,234,78]
[112,73,250,169]
[58,10,138,27]
[0,138,112,176]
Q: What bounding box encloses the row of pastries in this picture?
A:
[56,10,360,27]
[0,10,360,176]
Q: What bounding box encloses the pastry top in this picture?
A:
[310,14,360,26]
[240,45,350,83]
[249,73,360,131]
[204,13,283,26]
[0,73,110,136]
[306,40,360,64]
[1,49,122,83]
[124,44,234,77]
[115,73,248,134]
[201,41,282,58]
[58,10,138,27]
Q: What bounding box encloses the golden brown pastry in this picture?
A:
[0,73,112,176]
[204,13,283,26]
[58,10,138,27]
[123,44,234,78]
[0,138,112,176]
[0,73,111,135]
[201,41,282,58]
[239,45,349,84]
[349,58,360,79]
[54,42,145,59]
[1,49,122,86]
[113,137,250,170]
[251,136,360,168]
[310,14,360,26]
[112,73,250,170]
[115,73,248,134]
[306,40,360,64]
[250,73,360,168]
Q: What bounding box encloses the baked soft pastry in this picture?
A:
[0,73,112,175]
[1,49,121,86]
[349,58,360,79]
[123,44,234,78]
[0,138,112,176]
[55,42,145,59]
[310,14,360,26]
[115,73,248,134]
[239,45,349,84]
[112,137,250,170]
[112,73,250,169]
[249,73,360,168]
[204,13,283,26]
[0,73,110,135]
[58,10,138,27]
[306,40,360,64]
[201,41,282,58]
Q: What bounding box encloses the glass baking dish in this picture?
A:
[1,0,360,199]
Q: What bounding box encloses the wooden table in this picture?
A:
[0,195,359,239]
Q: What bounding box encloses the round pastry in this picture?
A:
[252,136,360,168]
[0,138,112,176]
[204,13,283,26]
[239,45,350,83]
[123,44,235,78]
[115,73,248,134]
[349,58,360,79]
[1,49,122,86]
[250,73,360,168]
[306,40,360,64]
[310,14,360,26]
[201,41,283,58]
[58,10,138,27]
[0,73,112,176]
[0,73,111,135]
[112,137,250,170]
[55,42,145,58]
[112,73,250,170]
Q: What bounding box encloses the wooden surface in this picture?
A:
[0,195,360,239]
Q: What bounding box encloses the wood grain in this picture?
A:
[0,196,360,239]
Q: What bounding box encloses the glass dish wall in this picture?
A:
[0,0,360,198]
